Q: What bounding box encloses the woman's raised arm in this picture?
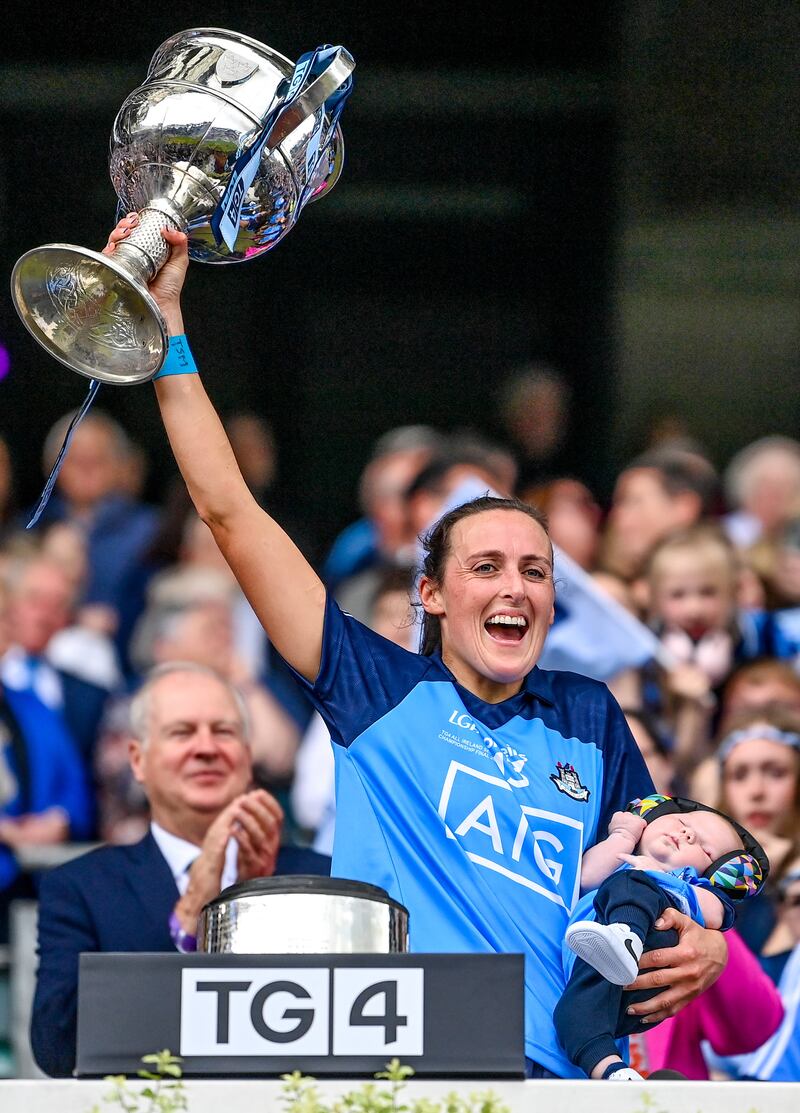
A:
[104,218,325,681]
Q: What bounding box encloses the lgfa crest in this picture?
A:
[549,760,590,802]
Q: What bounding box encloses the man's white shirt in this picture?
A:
[151,821,238,896]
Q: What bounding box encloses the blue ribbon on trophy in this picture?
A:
[211,44,353,251]
[27,380,102,528]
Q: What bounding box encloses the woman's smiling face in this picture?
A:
[419,509,555,703]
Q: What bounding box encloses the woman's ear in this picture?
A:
[419,575,445,616]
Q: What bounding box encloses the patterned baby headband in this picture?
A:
[717,724,800,765]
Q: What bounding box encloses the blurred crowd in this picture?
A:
[2,361,800,1077]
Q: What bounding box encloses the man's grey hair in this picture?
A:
[1,551,79,610]
[724,435,800,509]
[42,408,132,473]
[369,425,446,461]
[129,661,251,746]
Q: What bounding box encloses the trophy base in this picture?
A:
[11,244,168,385]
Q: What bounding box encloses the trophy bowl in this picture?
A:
[197,876,410,955]
[11,28,354,385]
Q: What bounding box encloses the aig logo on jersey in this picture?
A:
[179,968,424,1057]
[437,760,583,911]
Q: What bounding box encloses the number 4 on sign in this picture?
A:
[349,981,407,1045]
[332,969,424,1057]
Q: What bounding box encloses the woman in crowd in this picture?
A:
[716,705,800,981]
[101,215,728,1079]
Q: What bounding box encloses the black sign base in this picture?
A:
[77,953,524,1079]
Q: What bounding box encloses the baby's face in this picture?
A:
[637,811,741,873]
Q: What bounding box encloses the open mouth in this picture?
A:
[484,614,528,644]
[685,624,710,641]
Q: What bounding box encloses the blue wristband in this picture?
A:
[154,334,197,379]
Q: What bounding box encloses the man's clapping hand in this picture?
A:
[173,789,284,933]
[230,789,283,880]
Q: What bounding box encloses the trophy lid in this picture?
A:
[208,874,408,912]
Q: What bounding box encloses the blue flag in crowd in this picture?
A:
[741,944,800,1081]
[538,543,661,681]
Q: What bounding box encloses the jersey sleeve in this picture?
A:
[287,593,432,747]
[683,869,737,930]
[595,693,655,842]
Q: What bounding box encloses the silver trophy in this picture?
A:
[11,28,354,385]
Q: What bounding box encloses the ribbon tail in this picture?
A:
[26,379,102,529]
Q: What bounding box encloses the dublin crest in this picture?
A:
[549,761,590,801]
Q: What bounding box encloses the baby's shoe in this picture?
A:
[566,920,642,984]
[605,1066,644,1081]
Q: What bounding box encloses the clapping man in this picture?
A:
[31,661,329,1077]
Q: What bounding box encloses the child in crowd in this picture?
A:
[554,793,768,1080]
[644,525,774,777]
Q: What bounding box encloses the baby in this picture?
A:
[553,793,768,1081]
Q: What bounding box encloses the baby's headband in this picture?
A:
[716,724,800,765]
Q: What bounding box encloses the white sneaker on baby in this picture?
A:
[606,1066,644,1081]
[565,920,643,985]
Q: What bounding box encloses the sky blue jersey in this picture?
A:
[294,597,654,1076]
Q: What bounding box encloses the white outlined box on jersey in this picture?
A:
[437,761,584,911]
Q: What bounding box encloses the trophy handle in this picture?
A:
[262,47,355,153]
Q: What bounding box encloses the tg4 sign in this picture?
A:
[180,967,424,1057]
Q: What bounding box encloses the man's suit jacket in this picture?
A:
[30,832,331,1078]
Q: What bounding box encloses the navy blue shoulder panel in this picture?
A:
[533,668,655,837]
[290,594,440,747]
